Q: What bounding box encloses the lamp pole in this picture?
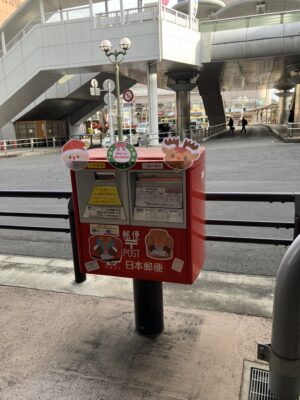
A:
[100,37,132,142]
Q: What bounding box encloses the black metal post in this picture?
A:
[68,197,86,283]
[133,279,164,336]
[294,194,300,239]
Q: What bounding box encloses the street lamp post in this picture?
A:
[100,37,132,142]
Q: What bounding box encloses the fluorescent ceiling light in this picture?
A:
[57,74,75,84]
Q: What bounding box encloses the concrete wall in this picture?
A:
[0,122,16,140]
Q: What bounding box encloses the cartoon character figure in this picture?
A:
[62,139,89,170]
[162,137,200,170]
[145,229,174,260]
[89,235,122,263]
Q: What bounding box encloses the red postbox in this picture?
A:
[70,146,205,284]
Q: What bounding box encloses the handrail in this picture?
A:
[200,8,300,32]
[1,3,199,59]
[0,137,68,157]
[201,8,300,24]
[0,190,297,246]
[0,191,71,199]
[287,122,300,138]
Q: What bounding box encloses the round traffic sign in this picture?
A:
[104,92,116,105]
[123,89,134,103]
[162,0,169,5]
[103,79,115,92]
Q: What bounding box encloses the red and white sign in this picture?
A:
[123,89,134,103]
[162,0,169,6]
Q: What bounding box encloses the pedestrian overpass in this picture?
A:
[0,0,300,137]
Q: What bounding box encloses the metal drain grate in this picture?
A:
[248,368,278,400]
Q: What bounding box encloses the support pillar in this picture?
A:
[59,0,63,21]
[167,70,198,136]
[276,91,293,124]
[294,84,300,123]
[68,120,82,137]
[197,64,225,126]
[1,32,6,55]
[274,80,294,124]
[120,0,125,23]
[39,0,45,24]
[89,0,94,17]
[176,91,190,136]
[147,63,159,145]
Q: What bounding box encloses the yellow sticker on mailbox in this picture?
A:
[87,162,106,169]
[88,186,121,206]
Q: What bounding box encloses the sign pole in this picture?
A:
[108,82,114,145]
[129,103,133,145]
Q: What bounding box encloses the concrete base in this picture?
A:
[0,285,271,400]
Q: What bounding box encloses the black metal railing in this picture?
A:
[205,192,300,246]
[0,191,71,233]
[0,190,299,281]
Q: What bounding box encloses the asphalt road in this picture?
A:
[0,125,299,276]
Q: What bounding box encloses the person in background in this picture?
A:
[228,117,234,133]
[241,117,248,133]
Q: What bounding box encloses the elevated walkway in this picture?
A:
[0,4,201,129]
[1,4,300,131]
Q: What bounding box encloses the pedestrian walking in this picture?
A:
[228,117,234,133]
[241,117,248,133]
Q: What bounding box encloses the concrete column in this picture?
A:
[147,63,159,145]
[197,64,225,126]
[294,84,300,123]
[176,91,190,136]
[39,0,45,24]
[276,91,293,124]
[89,0,94,17]
[68,122,82,137]
[120,0,125,23]
[167,70,198,136]
[59,0,63,21]
[1,32,6,55]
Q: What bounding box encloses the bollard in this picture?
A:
[133,279,164,336]
[53,138,56,148]
[3,140,7,157]
[30,138,34,151]
[258,234,300,399]
[68,197,86,284]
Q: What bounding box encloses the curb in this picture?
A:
[263,125,300,143]
[0,148,61,159]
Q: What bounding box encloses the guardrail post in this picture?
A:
[68,197,86,283]
[3,140,7,157]
[133,279,164,336]
[294,193,300,239]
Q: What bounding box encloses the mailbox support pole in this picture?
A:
[68,197,87,284]
[257,234,300,399]
[133,279,164,336]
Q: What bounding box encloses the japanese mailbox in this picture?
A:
[70,145,205,284]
